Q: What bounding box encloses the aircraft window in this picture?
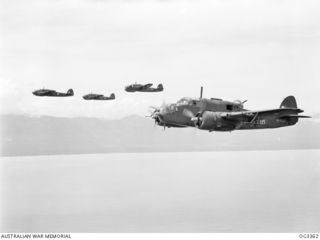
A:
[178,98,193,103]
[177,98,189,106]
[226,105,233,111]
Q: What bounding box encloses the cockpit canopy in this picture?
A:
[176,98,198,106]
[173,97,246,112]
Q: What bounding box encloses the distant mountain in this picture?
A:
[1,114,319,156]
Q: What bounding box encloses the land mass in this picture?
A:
[1,114,319,156]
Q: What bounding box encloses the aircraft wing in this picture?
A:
[47,90,58,95]
[221,108,304,122]
[44,90,54,94]
[143,83,153,89]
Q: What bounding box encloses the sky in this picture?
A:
[0,0,320,119]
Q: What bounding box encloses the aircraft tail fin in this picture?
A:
[67,89,74,96]
[280,96,297,109]
[157,84,163,90]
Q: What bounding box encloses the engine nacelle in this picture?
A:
[198,111,235,131]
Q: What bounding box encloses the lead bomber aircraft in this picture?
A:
[83,93,115,100]
[32,88,74,97]
[125,83,163,92]
[149,87,310,132]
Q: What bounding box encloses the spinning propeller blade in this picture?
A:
[182,109,202,127]
[182,109,195,119]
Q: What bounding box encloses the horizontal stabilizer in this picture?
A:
[279,115,311,119]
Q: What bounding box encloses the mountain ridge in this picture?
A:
[1,114,319,156]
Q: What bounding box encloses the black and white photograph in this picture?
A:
[0,0,320,238]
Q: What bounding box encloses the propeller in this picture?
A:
[149,105,159,111]
[182,109,202,128]
[182,109,194,119]
[234,99,248,109]
[234,99,247,104]
[147,99,167,118]
[146,106,164,127]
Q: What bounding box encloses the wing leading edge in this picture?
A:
[221,108,307,122]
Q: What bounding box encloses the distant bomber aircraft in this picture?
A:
[125,83,163,92]
[32,88,74,97]
[149,87,310,132]
[83,93,115,100]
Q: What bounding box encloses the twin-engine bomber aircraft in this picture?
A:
[125,83,163,92]
[83,93,115,100]
[186,96,310,131]
[149,89,310,132]
[32,88,74,97]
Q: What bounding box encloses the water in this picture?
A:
[1,150,319,232]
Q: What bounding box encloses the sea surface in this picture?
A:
[1,150,320,232]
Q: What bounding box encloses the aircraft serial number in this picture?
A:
[252,119,266,125]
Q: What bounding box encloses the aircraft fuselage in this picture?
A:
[151,96,309,132]
[32,89,74,97]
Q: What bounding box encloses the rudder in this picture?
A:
[67,89,74,96]
[157,84,163,90]
[280,96,297,109]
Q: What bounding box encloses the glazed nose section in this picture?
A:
[159,106,172,122]
[151,110,164,125]
[159,105,169,115]
[155,112,164,124]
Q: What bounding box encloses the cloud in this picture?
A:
[0,76,162,119]
[1,0,320,118]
